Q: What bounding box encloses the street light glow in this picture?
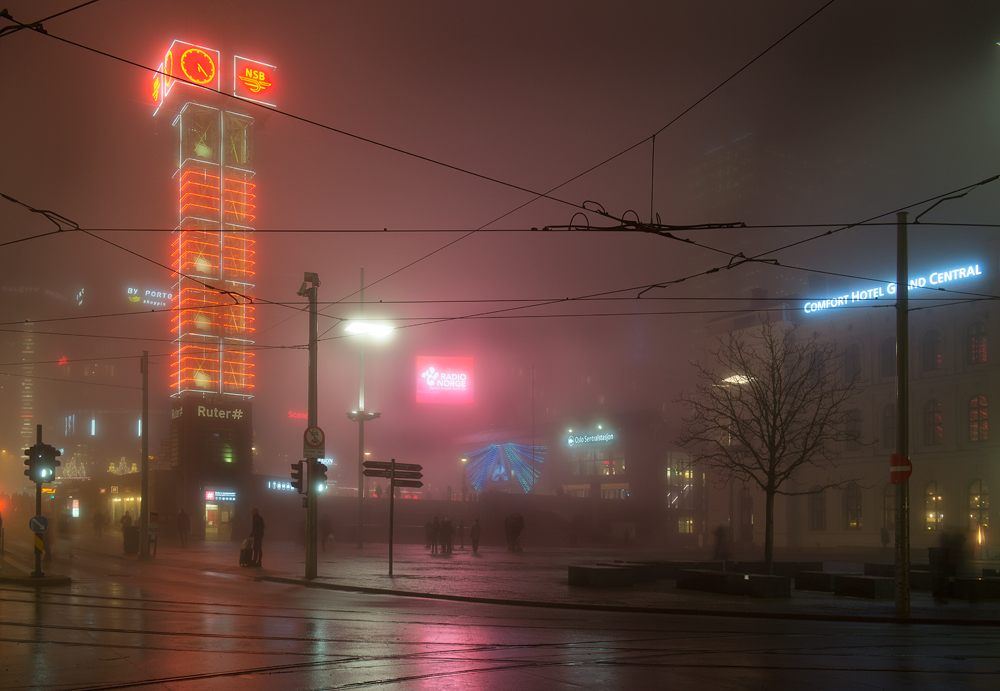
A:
[345,321,394,338]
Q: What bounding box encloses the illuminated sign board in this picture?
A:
[567,431,616,446]
[125,287,173,308]
[154,42,278,114]
[416,356,474,404]
[803,263,984,315]
[267,480,295,491]
[288,411,307,420]
[155,41,221,115]
[234,55,277,106]
[205,490,236,502]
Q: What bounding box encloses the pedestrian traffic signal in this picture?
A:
[290,461,304,493]
[312,461,328,494]
[23,443,60,484]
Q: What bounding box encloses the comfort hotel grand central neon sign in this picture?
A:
[803,262,984,315]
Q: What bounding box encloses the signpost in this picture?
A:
[303,426,325,459]
[363,458,423,575]
[890,454,912,485]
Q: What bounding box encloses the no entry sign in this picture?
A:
[890,454,912,485]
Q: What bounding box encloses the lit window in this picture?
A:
[924,400,943,445]
[922,330,943,372]
[967,322,987,365]
[969,395,988,442]
[844,483,862,530]
[925,481,943,530]
[969,479,989,530]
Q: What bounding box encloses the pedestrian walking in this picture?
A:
[431,517,440,554]
[177,509,190,547]
[458,519,465,550]
[92,510,104,540]
[471,518,481,555]
[249,508,265,567]
[320,513,332,551]
[120,511,133,530]
[424,518,433,549]
[440,518,453,554]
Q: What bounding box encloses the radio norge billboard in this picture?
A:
[416,356,473,405]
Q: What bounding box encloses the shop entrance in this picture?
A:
[204,503,233,541]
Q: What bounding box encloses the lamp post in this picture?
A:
[344,268,392,548]
[460,457,468,501]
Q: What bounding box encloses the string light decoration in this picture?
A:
[464,443,546,494]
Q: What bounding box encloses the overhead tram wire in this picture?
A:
[339,2,838,307]
[9,219,1000,235]
[4,21,591,219]
[0,1,103,38]
[744,174,1000,261]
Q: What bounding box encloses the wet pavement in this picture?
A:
[2,531,999,690]
[5,530,999,624]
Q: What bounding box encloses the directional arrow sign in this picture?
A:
[363,469,392,479]
[391,470,423,480]
[392,479,423,488]
[364,460,422,472]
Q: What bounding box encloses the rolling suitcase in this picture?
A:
[239,537,253,566]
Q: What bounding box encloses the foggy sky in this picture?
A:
[1,1,998,485]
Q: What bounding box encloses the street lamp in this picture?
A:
[460,457,468,501]
[345,269,394,548]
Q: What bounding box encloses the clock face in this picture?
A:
[180,48,216,85]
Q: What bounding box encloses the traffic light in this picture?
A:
[312,461,328,494]
[24,443,60,484]
[290,461,304,493]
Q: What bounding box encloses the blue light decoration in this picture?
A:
[465,443,546,494]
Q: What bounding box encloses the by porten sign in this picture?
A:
[803,263,984,315]
[416,356,474,405]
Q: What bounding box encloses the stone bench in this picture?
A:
[677,569,791,598]
[794,571,856,592]
[638,561,724,580]
[600,561,657,583]
[729,561,823,578]
[833,575,895,599]
[952,577,1000,601]
[568,565,635,587]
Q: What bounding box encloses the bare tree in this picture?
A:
[678,317,867,573]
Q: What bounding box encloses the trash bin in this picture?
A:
[928,546,952,598]
[123,526,140,555]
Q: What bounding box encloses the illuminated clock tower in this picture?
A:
[152,40,277,539]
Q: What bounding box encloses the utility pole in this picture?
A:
[299,272,320,579]
[139,351,150,558]
[895,211,911,617]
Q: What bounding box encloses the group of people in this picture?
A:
[425,517,482,554]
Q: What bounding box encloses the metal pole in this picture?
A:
[895,211,911,617]
[531,365,535,492]
[139,351,150,558]
[389,459,395,576]
[32,424,43,577]
[306,273,319,580]
[357,267,365,549]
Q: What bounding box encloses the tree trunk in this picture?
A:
[764,487,775,574]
